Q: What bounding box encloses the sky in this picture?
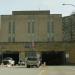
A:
[0,0,75,16]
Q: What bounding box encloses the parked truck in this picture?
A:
[25,51,41,68]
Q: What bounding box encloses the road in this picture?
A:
[0,66,75,75]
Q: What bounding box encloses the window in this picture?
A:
[28,22,31,33]
[51,36,54,41]
[32,21,35,33]
[51,21,54,33]
[8,22,11,33]
[47,34,50,42]
[47,22,50,33]
[28,16,35,33]
[8,36,11,42]
[47,37,50,42]
[12,36,15,42]
[13,21,15,34]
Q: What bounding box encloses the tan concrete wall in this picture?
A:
[69,49,75,64]
[0,16,1,29]
[0,15,10,42]
[37,15,49,42]
[50,14,63,41]
[0,42,66,52]
[0,15,50,42]
[0,42,75,63]
[0,13,63,42]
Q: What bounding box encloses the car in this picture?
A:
[3,57,15,66]
[25,57,41,68]
[25,51,41,68]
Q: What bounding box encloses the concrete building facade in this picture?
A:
[0,10,66,65]
[63,14,75,64]
[62,16,72,41]
[63,14,75,41]
[0,11,63,42]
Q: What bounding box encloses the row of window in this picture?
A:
[8,21,54,34]
[8,21,54,42]
[8,36,15,42]
[28,21,54,34]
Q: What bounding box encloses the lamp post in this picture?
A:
[62,4,75,7]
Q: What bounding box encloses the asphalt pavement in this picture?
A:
[0,65,75,75]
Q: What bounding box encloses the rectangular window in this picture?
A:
[47,34,50,42]
[28,22,31,33]
[12,36,15,42]
[52,36,54,41]
[9,22,11,33]
[32,21,35,33]
[8,36,11,42]
[47,22,50,33]
[51,22,54,33]
[13,22,15,34]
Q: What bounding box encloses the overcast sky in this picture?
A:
[0,0,75,16]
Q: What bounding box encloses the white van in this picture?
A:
[25,52,41,68]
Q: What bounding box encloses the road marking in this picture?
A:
[38,70,47,75]
[38,67,48,75]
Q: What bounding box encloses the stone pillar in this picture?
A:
[19,51,25,61]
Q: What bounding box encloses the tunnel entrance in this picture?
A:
[3,51,19,64]
[41,51,65,65]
